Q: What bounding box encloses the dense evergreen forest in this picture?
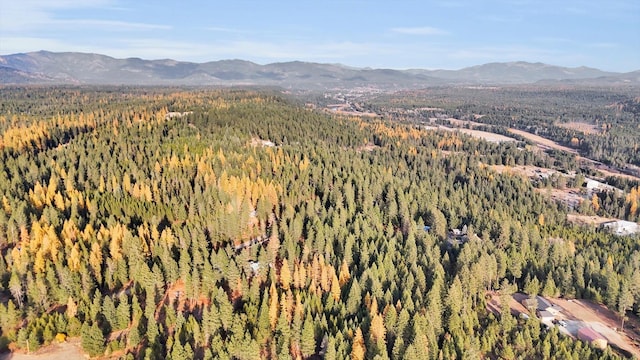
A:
[0,87,638,359]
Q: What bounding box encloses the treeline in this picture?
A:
[0,88,636,359]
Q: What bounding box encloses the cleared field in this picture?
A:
[445,118,487,128]
[594,164,640,181]
[490,164,559,178]
[332,110,378,117]
[508,128,579,155]
[535,188,583,209]
[438,125,517,143]
[457,129,516,143]
[486,291,530,317]
[566,214,615,226]
[548,298,640,358]
[556,121,602,135]
[489,292,640,358]
[506,128,639,183]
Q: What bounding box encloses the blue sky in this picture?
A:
[1,0,638,71]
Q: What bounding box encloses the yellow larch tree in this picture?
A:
[279,258,292,290]
[68,244,81,272]
[330,271,341,301]
[268,282,279,330]
[89,242,103,281]
[339,259,351,286]
[369,313,386,345]
[351,327,366,360]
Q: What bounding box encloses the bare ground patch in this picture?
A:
[487,293,640,358]
[593,164,640,182]
[486,291,530,317]
[445,118,487,128]
[490,164,559,178]
[548,298,640,358]
[556,122,602,135]
[1,338,88,360]
[566,214,615,227]
[508,128,579,155]
[456,128,517,143]
[437,125,517,143]
[355,143,379,152]
[534,188,583,209]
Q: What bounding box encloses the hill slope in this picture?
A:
[0,51,636,88]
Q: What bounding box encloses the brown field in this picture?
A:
[566,214,615,226]
[508,128,579,155]
[556,121,602,135]
[486,291,529,317]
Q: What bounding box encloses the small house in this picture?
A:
[536,296,563,315]
[536,296,552,310]
[577,327,607,350]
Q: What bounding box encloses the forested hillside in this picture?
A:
[0,88,638,359]
[366,87,640,167]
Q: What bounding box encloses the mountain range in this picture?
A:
[1,51,638,89]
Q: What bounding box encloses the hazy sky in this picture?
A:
[1,0,638,71]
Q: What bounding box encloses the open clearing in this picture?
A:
[456,128,517,143]
[556,121,602,135]
[505,128,640,183]
[566,214,615,226]
[593,164,640,181]
[535,188,583,209]
[548,298,640,358]
[437,126,517,143]
[1,339,87,360]
[445,118,488,128]
[489,293,640,358]
[509,128,579,154]
[490,164,559,178]
[425,117,518,143]
[486,291,529,317]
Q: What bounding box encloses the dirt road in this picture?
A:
[0,339,88,360]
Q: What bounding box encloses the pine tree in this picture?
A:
[8,272,23,307]
[81,322,105,357]
[346,279,362,315]
[116,297,131,330]
[280,258,292,290]
[300,315,316,357]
